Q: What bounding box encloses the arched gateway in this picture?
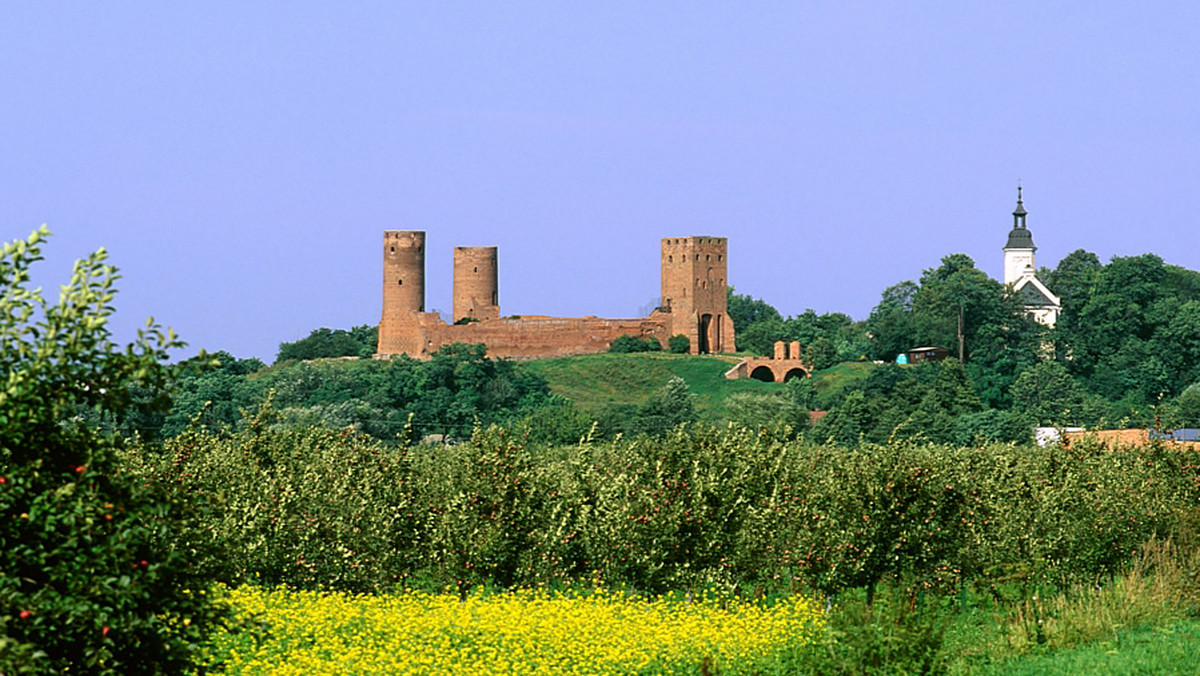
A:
[725,341,812,382]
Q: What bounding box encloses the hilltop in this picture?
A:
[518,352,876,417]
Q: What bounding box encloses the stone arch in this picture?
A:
[750,365,775,382]
[784,367,808,381]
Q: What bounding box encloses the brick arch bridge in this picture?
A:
[724,341,811,382]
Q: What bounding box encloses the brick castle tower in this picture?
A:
[453,246,500,322]
[660,237,735,354]
[378,230,426,354]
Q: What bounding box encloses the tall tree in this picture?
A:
[1010,360,1088,426]
[864,280,919,361]
[726,287,782,335]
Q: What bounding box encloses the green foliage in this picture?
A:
[508,401,599,446]
[607,335,662,353]
[1043,249,1101,334]
[518,352,782,424]
[667,334,690,354]
[159,351,265,436]
[863,254,1045,408]
[735,318,787,356]
[807,336,839,372]
[725,391,808,433]
[621,376,697,437]
[1165,382,1200,428]
[950,409,1032,446]
[0,227,218,674]
[1010,360,1088,426]
[799,587,947,675]
[864,281,919,361]
[729,285,867,365]
[814,360,991,446]
[126,408,1200,603]
[725,377,814,435]
[122,413,416,593]
[726,286,782,335]
[978,619,1200,676]
[786,375,818,411]
[166,342,555,440]
[1051,253,1200,406]
[275,324,377,364]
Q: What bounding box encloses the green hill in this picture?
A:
[518,353,880,417]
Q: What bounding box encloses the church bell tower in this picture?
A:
[1003,186,1037,285]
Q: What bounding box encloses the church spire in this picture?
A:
[1013,184,1027,229]
[1005,184,1035,250]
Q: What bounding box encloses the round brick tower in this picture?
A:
[378,230,426,354]
[453,246,499,322]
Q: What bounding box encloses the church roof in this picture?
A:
[1005,186,1035,249]
[1012,275,1061,308]
[1005,226,1036,249]
[1017,280,1056,306]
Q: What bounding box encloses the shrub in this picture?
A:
[608,335,662,353]
[125,408,419,592]
[725,391,807,434]
[668,334,690,353]
[275,325,377,363]
[0,227,219,673]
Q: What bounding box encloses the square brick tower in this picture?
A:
[660,237,736,354]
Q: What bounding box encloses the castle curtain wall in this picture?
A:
[379,231,734,359]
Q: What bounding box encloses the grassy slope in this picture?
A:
[520,353,767,417]
[519,353,882,418]
[974,619,1200,675]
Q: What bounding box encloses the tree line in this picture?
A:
[732,249,1200,434]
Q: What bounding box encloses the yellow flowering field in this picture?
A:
[198,585,826,675]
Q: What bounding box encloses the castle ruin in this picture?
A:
[377,232,735,359]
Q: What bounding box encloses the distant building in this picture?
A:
[900,346,951,364]
[376,233,736,359]
[1002,187,1061,327]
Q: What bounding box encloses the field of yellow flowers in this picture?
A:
[198,585,826,675]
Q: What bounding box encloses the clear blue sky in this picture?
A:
[5,3,1199,361]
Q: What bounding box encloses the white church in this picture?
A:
[1003,187,1061,327]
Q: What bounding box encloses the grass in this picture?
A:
[792,535,1200,675]
[943,536,1200,673]
[974,620,1200,675]
[519,352,782,417]
[521,352,885,418]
